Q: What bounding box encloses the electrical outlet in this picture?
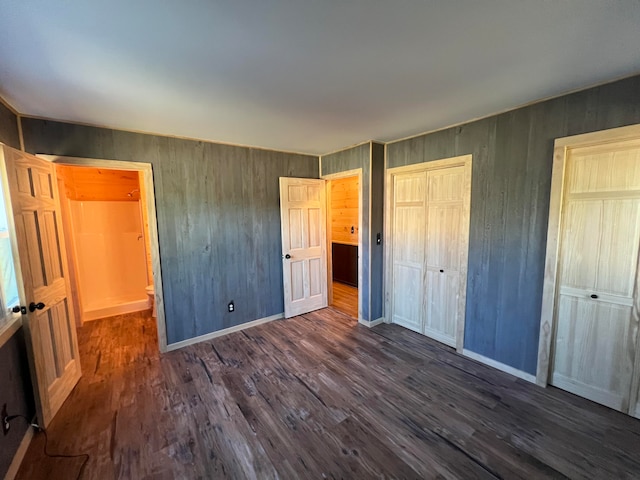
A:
[228,301,234,313]
[2,403,9,435]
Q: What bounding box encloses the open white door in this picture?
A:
[2,145,81,427]
[279,177,328,318]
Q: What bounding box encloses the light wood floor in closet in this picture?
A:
[331,281,358,319]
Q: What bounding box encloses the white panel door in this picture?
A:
[551,143,640,413]
[279,178,327,318]
[2,146,81,427]
[424,167,465,347]
[390,172,426,332]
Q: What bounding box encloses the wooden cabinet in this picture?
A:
[332,243,358,287]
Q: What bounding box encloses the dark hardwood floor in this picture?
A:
[331,281,358,319]
[16,308,640,479]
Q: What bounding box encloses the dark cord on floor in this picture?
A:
[7,414,89,480]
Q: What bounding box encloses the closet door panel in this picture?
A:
[390,173,426,332]
[424,269,458,346]
[552,295,633,410]
[423,167,464,345]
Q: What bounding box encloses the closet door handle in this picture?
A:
[590,294,598,299]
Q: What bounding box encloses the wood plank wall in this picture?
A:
[0,99,34,480]
[0,330,34,479]
[0,101,20,149]
[331,176,359,245]
[321,142,385,322]
[386,74,640,375]
[370,143,385,322]
[20,119,319,344]
[56,165,141,201]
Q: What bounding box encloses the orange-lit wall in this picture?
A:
[69,200,148,320]
[56,165,150,321]
[330,175,359,245]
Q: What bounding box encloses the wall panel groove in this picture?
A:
[0,101,20,149]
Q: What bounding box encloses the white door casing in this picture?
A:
[280,177,328,318]
[322,168,363,321]
[2,146,81,427]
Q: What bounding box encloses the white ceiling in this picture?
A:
[1,1,640,155]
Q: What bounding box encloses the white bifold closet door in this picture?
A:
[551,142,640,415]
[390,162,468,350]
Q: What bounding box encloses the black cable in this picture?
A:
[7,414,89,480]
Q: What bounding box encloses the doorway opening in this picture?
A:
[55,164,151,324]
[324,170,362,320]
[39,155,167,352]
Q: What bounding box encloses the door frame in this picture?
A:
[38,155,168,353]
[384,155,472,353]
[54,169,84,327]
[321,168,363,321]
[536,123,640,389]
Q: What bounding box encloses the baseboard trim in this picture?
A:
[462,349,536,384]
[166,313,284,351]
[84,299,149,321]
[358,317,385,328]
[5,425,34,480]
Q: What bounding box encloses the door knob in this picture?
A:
[29,302,45,312]
[590,294,598,299]
[12,305,26,314]
[284,254,291,259]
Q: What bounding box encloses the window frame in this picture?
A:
[0,146,25,349]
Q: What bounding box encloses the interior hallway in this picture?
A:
[15,308,640,479]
